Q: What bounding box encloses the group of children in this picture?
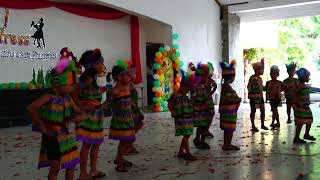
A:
[168,59,242,161]
[28,48,144,180]
[247,59,316,144]
[27,49,316,179]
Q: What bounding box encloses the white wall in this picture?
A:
[94,0,222,65]
[0,7,131,83]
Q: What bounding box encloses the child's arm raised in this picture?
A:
[26,94,51,134]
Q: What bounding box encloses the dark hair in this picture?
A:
[222,74,234,84]
[79,68,97,87]
[107,65,123,83]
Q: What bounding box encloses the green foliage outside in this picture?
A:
[244,16,320,69]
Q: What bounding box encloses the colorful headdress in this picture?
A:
[195,63,209,76]
[252,58,265,70]
[49,56,77,87]
[285,61,296,71]
[220,59,236,77]
[116,59,130,72]
[207,62,214,75]
[296,68,310,80]
[79,48,104,69]
[180,70,196,89]
[60,47,76,60]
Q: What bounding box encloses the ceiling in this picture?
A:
[220,0,320,22]
[216,0,262,6]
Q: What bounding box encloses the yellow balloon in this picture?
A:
[176,73,182,78]
[152,87,158,92]
[156,102,161,107]
[155,52,162,58]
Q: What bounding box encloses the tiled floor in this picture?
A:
[1,103,320,180]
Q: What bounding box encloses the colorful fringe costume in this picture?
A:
[38,95,80,169]
[34,54,80,169]
[109,60,136,141]
[205,78,216,119]
[283,62,299,104]
[248,59,265,108]
[75,85,104,144]
[294,68,313,125]
[168,96,193,136]
[131,86,144,124]
[192,63,212,127]
[219,60,240,132]
[109,94,136,141]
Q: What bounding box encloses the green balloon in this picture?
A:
[153,63,160,70]
[159,47,165,53]
[176,52,181,57]
[173,33,179,40]
[0,84,6,90]
[178,61,184,67]
[173,44,179,49]
[20,82,28,89]
[153,97,158,102]
[8,83,15,90]
[154,80,161,87]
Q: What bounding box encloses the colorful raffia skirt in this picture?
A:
[109,114,136,141]
[193,103,210,127]
[174,116,193,136]
[38,130,80,169]
[219,104,239,132]
[207,96,215,119]
[75,107,104,144]
[294,106,313,125]
[132,106,144,124]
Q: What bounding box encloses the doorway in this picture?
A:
[146,43,163,107]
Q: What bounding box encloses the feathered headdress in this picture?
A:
[252,58,265,71]
[180,70,196,89]
[49,56,77,87]
[195,63,209,76]
[296,67,310,80]
[220,59,236,77]
[207,62,214,75]
[286,61,296,71]
[116,59,130,72]
[79,48,104,69]
[60,47,76,60]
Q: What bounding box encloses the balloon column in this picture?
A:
[153,33,183,112]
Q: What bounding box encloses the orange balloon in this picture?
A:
[157,70,162,75]
[155,92,161,97]
[163,52,168,57]
[172,49,177,53]
[173,63,178,69]
[154,107,159,112]
[160,56,164,60]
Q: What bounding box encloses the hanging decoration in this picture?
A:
[152,33,183,112]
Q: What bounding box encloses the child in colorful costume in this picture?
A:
[204,62,217,138]
[191,63,211,149]
[247,58,268,132]
[283,62,299,124]
[219,59,241,150]
[127,64,144,155]
[27,53,86,180]
[73,49,107,179]
[108,60,136,172]
[168,71,197,161]
[264,65,282,128]
[293,68,316,143]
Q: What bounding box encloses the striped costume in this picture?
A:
[219,84,241,132]
[75,85,104,144]
[294,84,313,125]
[131,87,144,124]
[109,94,136,141]
[168,95,193,136]
[248,75,264,108]
[36,95,80,169]
[205,79,216,120]
[283,78,299,104]
[191,85,211,127]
